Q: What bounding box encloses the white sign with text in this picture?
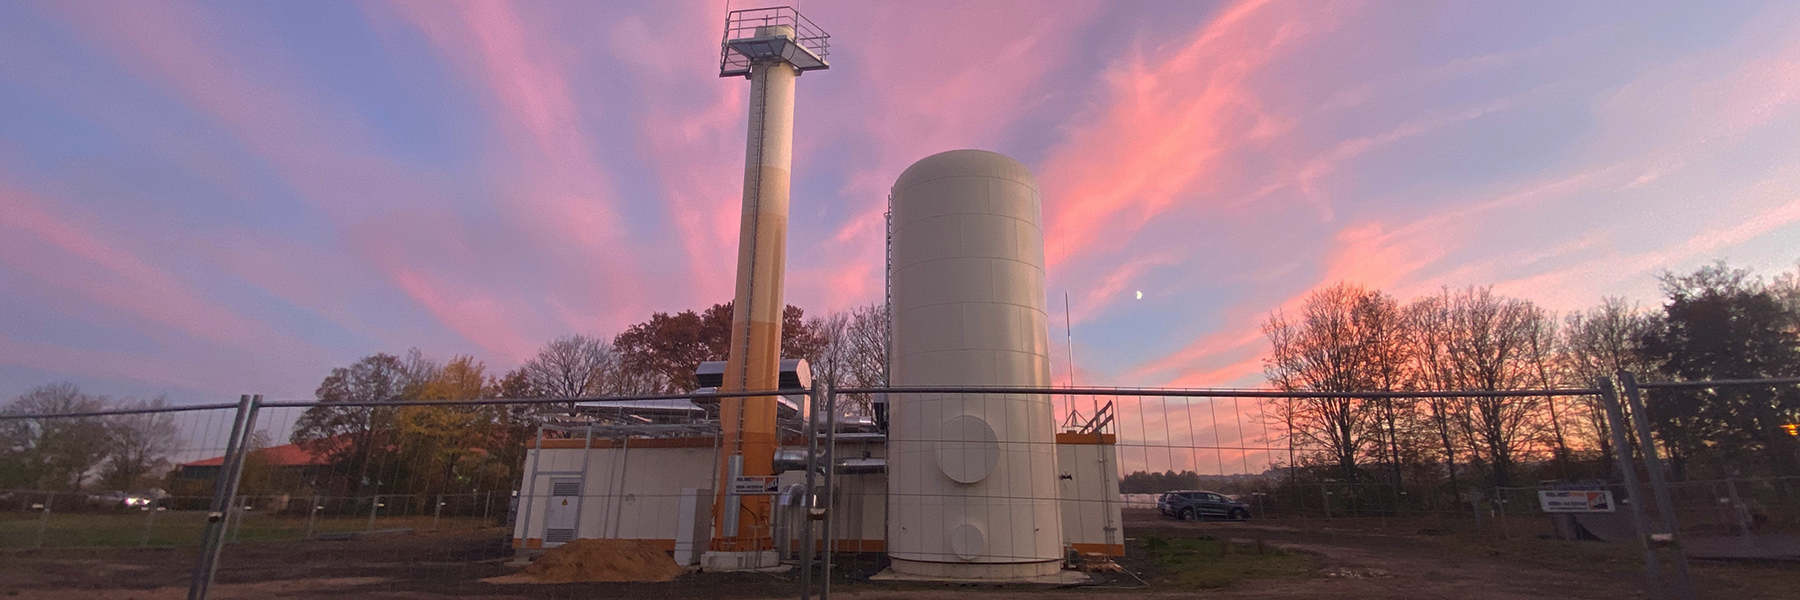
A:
[1538,490,1616,513]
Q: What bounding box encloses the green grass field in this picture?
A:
[0,510,501,548]
[1140,534,1315,589]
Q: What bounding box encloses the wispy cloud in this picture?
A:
[4,0,1799,409]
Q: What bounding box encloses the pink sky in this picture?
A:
[3,0,1800,418]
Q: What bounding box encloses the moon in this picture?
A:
[1135,290,1143,300]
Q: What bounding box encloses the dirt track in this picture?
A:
[3,518,1796,599]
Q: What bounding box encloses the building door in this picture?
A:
[543,477,582,547]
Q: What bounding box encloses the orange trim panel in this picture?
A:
[528,436,718,450]
[1055,432,1117,445]
[1070,542,1126,557]
[514,537,676,550]
[529,435,875,450]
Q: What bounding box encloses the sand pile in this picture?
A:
[485,539,685,584]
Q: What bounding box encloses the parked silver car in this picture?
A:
[1158,490,1249,521]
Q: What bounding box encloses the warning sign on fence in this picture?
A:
[730,476,779,495]
[1538,490,1615,513]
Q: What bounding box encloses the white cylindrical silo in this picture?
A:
[887,149,1062,580]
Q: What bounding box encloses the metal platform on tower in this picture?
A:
[719,7,831,77]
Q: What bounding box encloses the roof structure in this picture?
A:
[182,441,331,468]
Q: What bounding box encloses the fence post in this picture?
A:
[1494,488,1510,540]
[1599,378,1666,600]
[367,494,380,532]
[1320,486,1331,519]
[1724,478,1750,536]
[188,394,261,600]
[229,496,244,544]
[34,492,51,548]
[1618,373,1697,600]
[142,506,158,547]
[482,490,492,527]
[1469,487,1483,530]
[305,496,320,540]
[433,494,444,531]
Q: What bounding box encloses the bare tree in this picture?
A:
[807,304,890,413]
[523,334,618,398]
[100,397,181,490]
[1262,283,1401,483]
[808,310,852,388]
[1356,291,1414,489]
[1408,291,1468,498]
[1,383,110,490]
[1522,304,1571,474]
[844,303,890,390]
[1561,297,1658,473]
[1444,287,1549,487]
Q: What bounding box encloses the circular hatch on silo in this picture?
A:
[937,414,1000,484]
[948,523,986,560]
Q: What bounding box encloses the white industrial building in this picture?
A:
[511,149,1125,579]
[510,420,1122,561]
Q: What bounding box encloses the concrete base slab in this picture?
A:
[870,568,1094,585]
[700,550,781,572]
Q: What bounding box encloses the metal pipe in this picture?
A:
[0,401,240,420]
[572,425,594,541]
[1635,377,1800,389]
[0,384,1640,421]
[611,435,633,539]
[248,388,815,411]
[800,385,821,600]
[834,385,1601,399]
[517,427,545,548]
[821,384,837,600]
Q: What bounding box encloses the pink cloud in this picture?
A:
[0,181,278,351]
[1040,0,1342,269]
[40,2,543,345]
[0,330,234,395]
[47,0,654,356]
[379,0,661,328]
[390,269,539,363]
[784,1,1104,313]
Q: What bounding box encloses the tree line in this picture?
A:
[0,383,180,492]
[1262,261,1800,493]
[10,259,1795,499]
[283,301,889,500]
[1,302,888,497]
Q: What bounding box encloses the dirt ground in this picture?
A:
[2,514,1795,599]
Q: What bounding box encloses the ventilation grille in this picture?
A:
[545,528,575,544]
[551,481,582,497]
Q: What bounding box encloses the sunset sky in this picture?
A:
[4,0,1800,406]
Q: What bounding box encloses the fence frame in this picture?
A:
[7,376,1799,600]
